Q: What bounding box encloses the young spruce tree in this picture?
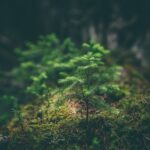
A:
[59,42,122,124]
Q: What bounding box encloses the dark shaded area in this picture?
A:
[0,0,150,70]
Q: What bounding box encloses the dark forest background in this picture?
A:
[0,0,150,71]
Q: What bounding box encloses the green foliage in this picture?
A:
[11,34,79,100]
[59,42,123,124]
[0,34,150,150]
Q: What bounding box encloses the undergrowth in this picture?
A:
[0,34,150,150]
